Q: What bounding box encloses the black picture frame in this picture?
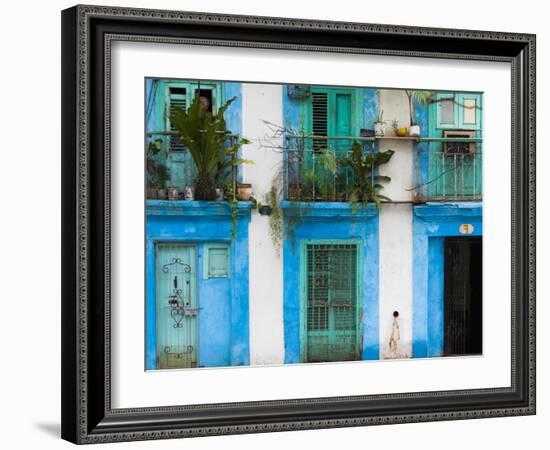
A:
[61,4,536,444]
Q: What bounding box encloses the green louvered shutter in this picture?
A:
[168,87,187,152]
[167,86,196,190]
[305,243,359,362]
[311,92,328,152]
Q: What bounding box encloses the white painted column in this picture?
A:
[378,89,413,359]
[242,84,285,365]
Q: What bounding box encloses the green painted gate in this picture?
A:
[302,242,360,362]
[155,244,198,369]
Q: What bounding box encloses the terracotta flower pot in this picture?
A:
[146,187,158,199]
[237,183,252,201]
[167,186,179,201]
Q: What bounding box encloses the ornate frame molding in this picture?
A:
[61,4,536,444]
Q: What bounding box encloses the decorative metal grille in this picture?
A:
[306,243,358,362]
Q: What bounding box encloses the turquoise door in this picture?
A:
[303,242,360,362]
[333,93,352,152]
[155,244,198,369]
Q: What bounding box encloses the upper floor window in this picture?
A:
[165,82,222,152]
[435,92,482,130]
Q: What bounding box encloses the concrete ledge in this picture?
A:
[414,202,482,220]
[280,201,378,220]
[146,200,253,218]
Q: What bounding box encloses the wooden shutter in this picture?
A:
[311,92,328,151]
[203,243,230,279]
[168,87,187,152]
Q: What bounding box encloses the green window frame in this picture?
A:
[203,243,230,279]
[164,80,224,147]
[154,80,224,190]
[428,92,483,199]
[434,92,482,130]
[301,86,363,140]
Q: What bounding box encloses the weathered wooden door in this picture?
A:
[156,244,198,369]
[304,242,359,362]
[444,237,482,356]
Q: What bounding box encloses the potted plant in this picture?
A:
[237,183,253,201]
[167,186,179,201]
[405,90,433,137]
[372,110,387,137]
[146,138,170,199]
[340,141,395,210]
[170,94,252,200]
[391,119,408,137]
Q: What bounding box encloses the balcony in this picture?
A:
[413,137,482,202]
[146,131,241,198]
[283,135,482,203]
[283,135,377,202]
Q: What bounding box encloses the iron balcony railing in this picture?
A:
[413,137,482,202]
[283,135,377,202]
[283,134,482,203]
[145,131,240,195]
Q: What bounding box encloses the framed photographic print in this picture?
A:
[61,4,536,444]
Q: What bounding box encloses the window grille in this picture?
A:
[443,130,477,156]
[305,243,358,362]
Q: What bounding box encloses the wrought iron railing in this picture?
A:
[283,135,377,202]
[145,131,240,196]
[413,137,482,202]
[283,135,482,203]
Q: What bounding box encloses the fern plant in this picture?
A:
[170,94,252,200]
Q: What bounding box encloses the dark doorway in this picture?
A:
[443,237,482,356]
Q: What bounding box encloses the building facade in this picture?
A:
[144,79,482,370]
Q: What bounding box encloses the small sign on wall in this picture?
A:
[459,224,474,235]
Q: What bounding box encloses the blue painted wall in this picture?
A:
[412,203,482,358]
[281,202,380,363]
[145,201,252,369]
[413,98,430,194]
[363,87,379,129]
[281,87,380,363]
